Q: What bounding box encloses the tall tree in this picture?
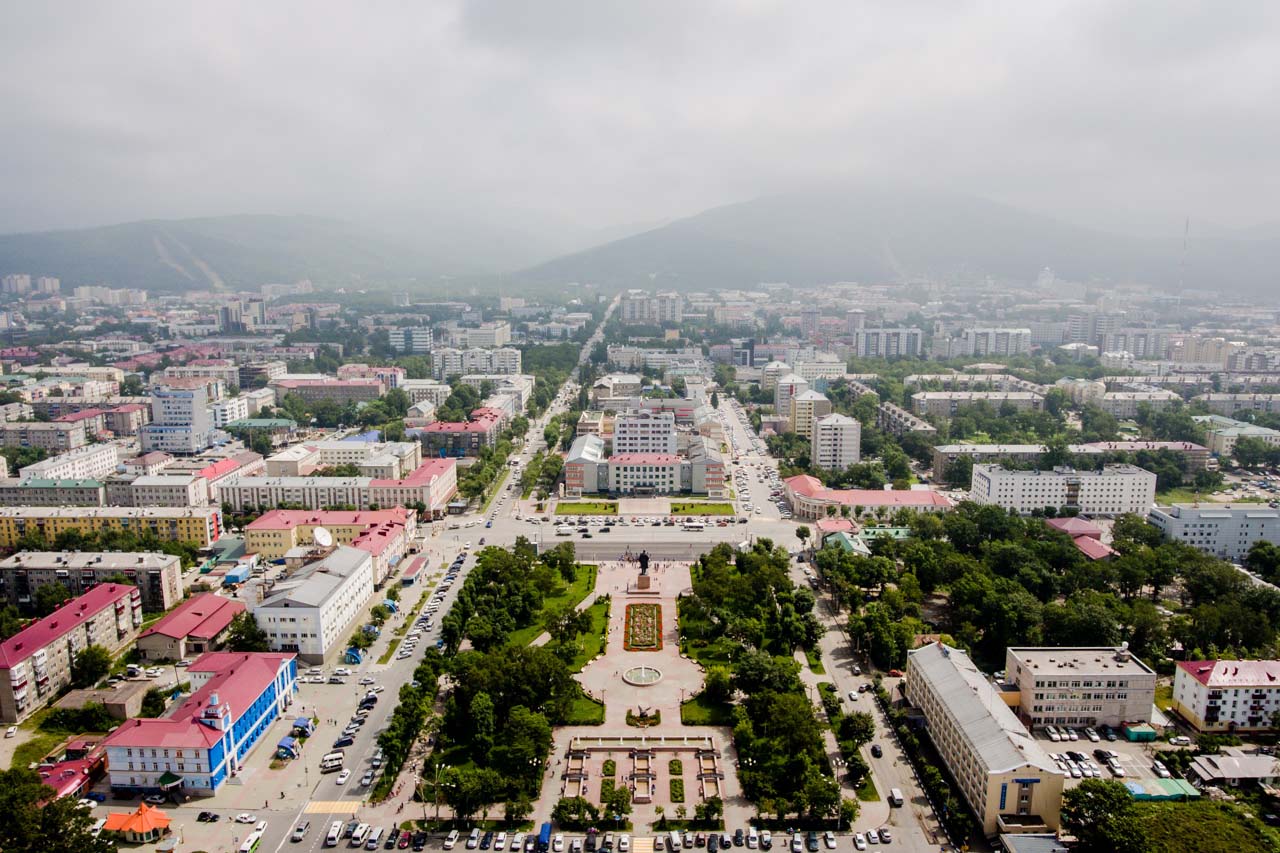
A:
[225,612,270,652]
[0,768,117,853]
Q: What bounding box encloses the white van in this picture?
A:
[669,832,683,851]
[365,828,384,850]
[327,822,343,847]
[555,525,574,536]
[888,788,905,807]
[444,830,461,850]
[350,823,370,848]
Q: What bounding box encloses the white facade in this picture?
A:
[612,410,677,455]
[209,395,250,428]
[1147,503,1280,562]
[812,413,861,471]
[129,475,209,508]
[852,328,924,358]
[957,328,1032,357]
[430,347,522,378]
[1005,647,1156,730]
[773,374,809,422]
[253,546,374,662]
[789,390,831,439]
[969,464,1157,516]
[464,321,511,347]
[140,386,213,456]
[19,443,119,481]
[390,327,433,354]
[1172,659,1280,732]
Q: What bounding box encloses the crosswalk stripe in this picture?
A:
[305,800,362,814]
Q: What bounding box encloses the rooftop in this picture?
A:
[1177,659,1280,688]
[910,643,1059,775]
[1008,647,1155,677]
[785,474,955,508]
[138,593,244,641]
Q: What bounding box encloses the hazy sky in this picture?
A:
[3,1,1279,251]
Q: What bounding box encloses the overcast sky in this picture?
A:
[2,1,1279,253]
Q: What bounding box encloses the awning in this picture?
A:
[278,736,297,749]
[156,771,183,789]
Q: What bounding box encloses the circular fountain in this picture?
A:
[622,665,664,686]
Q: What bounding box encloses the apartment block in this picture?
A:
[911,391,1044,418]
[876,401,938,437]
[789,390,832,439]
[429,347,522,378]
[389,327,433,354]
[811,413,861,471]
[19,443,120,480]
[1193,393,1280,417]
[1173,659,1280,732]
[0,551,184,613]
[1005,646,1156,729]
[851,327,924,358]
[0,506,222,548]
[0,421,87,452]
[1147,503,1280,562]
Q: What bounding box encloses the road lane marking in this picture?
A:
[306,800,362,814]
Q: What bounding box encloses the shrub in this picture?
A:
[669,759,683,775]
[670,778,685,803]
[603,759,616,777]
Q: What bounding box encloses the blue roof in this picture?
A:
[342,430,382,443]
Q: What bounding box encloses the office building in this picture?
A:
[969,464,1157,517]
[905,642,1063,838]
[811,413,861,471]
[102,651,298,797]
[135,593,245,662]
[1147,503,1280,562]
[0,583,143,723]
[265,440,421,479]
[1005,646,1156,729]
[612,410,677,455]
[562,434,725,498]
[0,506,222,549]
[0,551,183,614]
[851,327,924,358]
[464,321,511,347]
[140,385,213,456]
[253,546,374,663]
[1172,659,1280,732]
[774,374,809,423]
[389,327,433,354]
[245,508,414,585]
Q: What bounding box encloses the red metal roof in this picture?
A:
[1046,517,1105,538]
[1177,659,1280,688]
[0,584,138,668]
[54,408,107,422]
[609,453,680,464]
[369,458,455,487]
[401,557,427,578]
[137,593,244,642]
[784,475,954,508]
[1071,536,1116,561]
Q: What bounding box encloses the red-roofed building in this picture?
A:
[1173,659,1280,731]
[422,407,505,457]
[246,507,419,582]
[54,408,108,437]
[103,651,298,797]
[102,802,171,842]
[1045,516,1117,561]
[136,593,245,661]
[784,474,954,521]
[103,403,151,436]
[0,583,143,723]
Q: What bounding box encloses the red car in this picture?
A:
[887,669,904,677]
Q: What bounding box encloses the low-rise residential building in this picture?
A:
[0,478,105,506]
[1172,659,1280,732]
[102,651,297,797]
[969,464,1157,517]
[877,401,938,437]
[1147,503,1280,562]
[0,583,143,723]
[1193,393,1280,417]
[420,407,505,457]
[336,363,406,388]
[220,458,457,517]
[811,413,861,471]
[912,391,1044,418]
[245,508,414,584]
[0,420,87,451]
[931,440,1209,481]
[135,593,245,661]
[1005,646,1156,730]
[0,506,222,548]
[400,379,453,407]
[1193,414,1280,457]
[1098,390,1182,419]
[252,546,374,662]
[269,377,386,404]
[0,551,184,612]
[905,642,1063,838]
[783,474,953,520]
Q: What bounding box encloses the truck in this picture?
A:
[538,823,552,853]
[555,525,574,536]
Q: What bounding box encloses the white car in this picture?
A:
[495,833,507,850]
[852,834,866,852]
[336,769,351,784]
[552,835,564,852]
[77,798,98,810]
[234,813,257,824]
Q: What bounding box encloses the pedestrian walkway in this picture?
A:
[305,800,361,814]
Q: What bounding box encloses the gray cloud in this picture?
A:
[1,1,1277,262]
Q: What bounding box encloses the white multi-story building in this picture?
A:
[811,413,861,471]
[401,379,453,407]
[129,475,209,508]
[774,374,809,422]
[789,390,831,439]
[464,321,511,348]
[1005,646,1156,730]
[1172,659,1280,732]
[905,642,1063,838]
[619,290,684,325]
[209,395,250,428]
[1193,393,1280,417]
[852,327,924,359]
[430,347,522,378]
[969,464,1157,517]
[612,410,677,455]
[792,361,846,382]
[912,391,1044,418]
[18,443,119,481]
[265,440,422,479]
[1193,414,1280,457]
[955,328,1032,358]
[389,327,433,354]
[1147,503,1280,562]
[252,546,373,663]
[140,385,213,455]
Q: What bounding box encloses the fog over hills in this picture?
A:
[519,185,1280,295]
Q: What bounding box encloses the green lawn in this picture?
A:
[570,598,611,673]
[1137,800,1278,853]
[680,692,735,726]
[804,647,826,674]
[855,775,879,802]
[1154,683,1173,711]
[480,469,510,514]
[11,731,64,770]
[565,689,605,725]
[670,502,735,516]
[555,501,619,515]
[508,564,599,647]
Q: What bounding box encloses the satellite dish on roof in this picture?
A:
[313,527,333,548]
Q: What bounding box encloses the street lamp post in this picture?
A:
[433,764,450,822]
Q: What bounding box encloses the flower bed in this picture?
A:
[624,603,663,651]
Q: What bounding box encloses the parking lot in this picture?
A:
[1035,727,1171,788]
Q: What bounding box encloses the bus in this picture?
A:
[681,520,706,531]
[888,788,905,807]
[319,751,345,772]
[240,831,264,853]
[538,823,552,853]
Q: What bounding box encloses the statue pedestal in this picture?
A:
[636,574,651,590]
